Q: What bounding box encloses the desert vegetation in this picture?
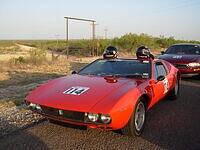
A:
[0,33,200,109]
[16,33,200,56]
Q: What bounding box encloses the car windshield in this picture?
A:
[165,45,200,55]
[78,59,151,78]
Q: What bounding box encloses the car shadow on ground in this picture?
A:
[48,119,87,130]
[181,74,200,81]
[0,118,49,150]
[141,76,200,150]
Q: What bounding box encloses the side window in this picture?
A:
[155,62,167,79]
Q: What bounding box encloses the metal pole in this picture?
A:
[65,18,69,58]
[93,22,95,40]
[92,21,95,56]
[66,18,69,41]
[65,18,68,41]
[104,28,108,39]
[64,17,95,23]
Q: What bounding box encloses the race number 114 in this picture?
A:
[63,86,89,95]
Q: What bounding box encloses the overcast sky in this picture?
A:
[0,0,200,40]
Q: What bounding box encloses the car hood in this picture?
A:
[25,74,140,112]
[158,54,200,64]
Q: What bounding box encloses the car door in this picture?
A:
[161,60,175,91]
[151,61,169,103]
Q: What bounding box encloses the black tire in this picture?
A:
[168,79,180,100]
[121,97,147,136]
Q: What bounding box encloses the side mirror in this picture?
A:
[72,71,77,74]
[161,51,165,55]
[157,75,165,81]
[149,79,156,84]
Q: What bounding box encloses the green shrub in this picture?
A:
[28,48,46,64]
[16,34,200,57]
[10,56,26,64]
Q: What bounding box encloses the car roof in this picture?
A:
[171,43,200,46]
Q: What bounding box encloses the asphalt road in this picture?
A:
[0,76,199,150]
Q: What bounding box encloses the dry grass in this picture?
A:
[0,44,98,109]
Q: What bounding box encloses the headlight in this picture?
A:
[86,113,111,124]
[88,113,99,122]
[36,104,42,111]
[27,102,42,112]
[100,114,111,124]
[187,62,200,67]
[29,103,36,109]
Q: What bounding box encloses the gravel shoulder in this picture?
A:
[0,102,43,138]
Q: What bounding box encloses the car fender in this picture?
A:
[89,81,148,130]
[109,88,143,129]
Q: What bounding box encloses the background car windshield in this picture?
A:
[165,45,200,55]
[79,59,150,78]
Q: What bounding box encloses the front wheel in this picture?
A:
[121,97,146,136]
[168,79,180,100]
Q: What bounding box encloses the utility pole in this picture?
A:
[104,28,108,39]
[55,34,60,46]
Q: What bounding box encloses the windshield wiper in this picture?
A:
[80,73,96,76]
[105,74,120,77]
[124,74,144,78]
[97,73,120,77]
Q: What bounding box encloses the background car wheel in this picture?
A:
[168,79,180,100]
[121,97,146,137]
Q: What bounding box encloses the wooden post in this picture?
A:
[65,18,69,58]
[92,21,95,56]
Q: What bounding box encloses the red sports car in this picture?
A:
[158,43,200,75]
[25,56,180,136]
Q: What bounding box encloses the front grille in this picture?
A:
[41,106,85,123]
[173,64,187,69]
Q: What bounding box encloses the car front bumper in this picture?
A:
[25,99,134,130]
[45,115,113,130]
[26,103,115,130]
[179,68,200,74]
[173,64,200,74]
